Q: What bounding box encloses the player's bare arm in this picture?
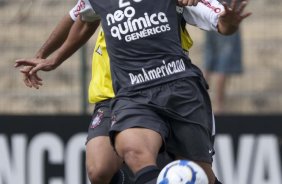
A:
[36,15,75,59]
[15,18,100,79]
[17,0,101,89]
[217,0,252,35]
[20,15,75,89]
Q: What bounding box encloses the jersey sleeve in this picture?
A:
[183,0,224,32]
[69,0,100,22]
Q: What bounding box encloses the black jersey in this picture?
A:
[88,0,200,93]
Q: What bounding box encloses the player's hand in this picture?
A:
[15,58,57,75]
[20,66,43,89]
[177,0,200,6]
[219,0,252,28]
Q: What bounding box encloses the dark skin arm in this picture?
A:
[35,14,75,59]
[21,14,75,89]
[15,18,100,78]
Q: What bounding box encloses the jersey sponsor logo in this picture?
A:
[106,2,171,42]
[201,0,222,13]
[74,0,86,17]
[129,59,186,85]
[90,109,104,128]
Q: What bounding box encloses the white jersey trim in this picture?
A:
[70,0,224,31]
[69,0,100,22]
[183,0,224,32]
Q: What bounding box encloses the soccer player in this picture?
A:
[16,0,251,183]
[19,2,194,183]
[19,12,194,184]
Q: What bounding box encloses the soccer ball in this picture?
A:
[157,160,208,184]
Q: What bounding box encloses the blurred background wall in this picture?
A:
[0,0,282,114]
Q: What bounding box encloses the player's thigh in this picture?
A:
[110,99,169,157]
[86,100,121,173]
[86,136,122,173]
[115,128,163,158]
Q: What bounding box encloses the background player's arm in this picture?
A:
[35,14,74,59]
[20,3,79,89]
[18,0,100,89]
[35,0,100,59]
[47,18,99,69]
[15,18,100,75]
[21,15,75,89]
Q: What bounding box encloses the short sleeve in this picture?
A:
[183,0,224,31]
[69,0,100,22]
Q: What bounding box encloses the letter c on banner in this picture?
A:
[28,133,64,184]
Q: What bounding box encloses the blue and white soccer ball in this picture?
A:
[157,160,208,184]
